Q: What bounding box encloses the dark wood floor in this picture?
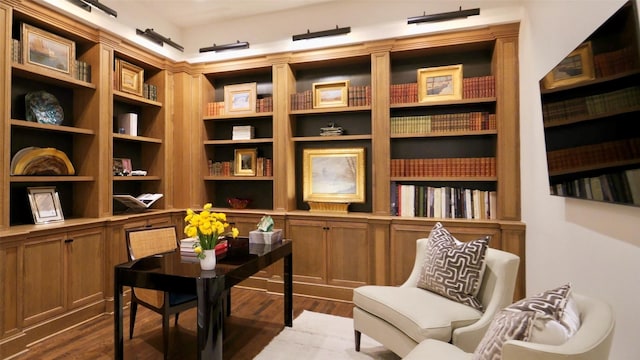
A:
[11,288,355,360]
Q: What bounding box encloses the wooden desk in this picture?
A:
[114,239,293,360]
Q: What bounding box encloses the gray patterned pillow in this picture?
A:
[472,310,537,360]
[473,283,578,360]
[417,222,489,311]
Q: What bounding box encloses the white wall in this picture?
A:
[36,0,640,357]
[519,1,640,359]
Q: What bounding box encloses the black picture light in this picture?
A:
[136,28,184,52]
[292,26,351,41]
[408,7,480,24]
[68,0,117,17]
[199,41,250,53]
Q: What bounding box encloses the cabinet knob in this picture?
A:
[64,238,74,243]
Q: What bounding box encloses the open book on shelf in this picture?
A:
[113,193,163,209]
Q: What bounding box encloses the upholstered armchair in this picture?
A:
[353,236,520,357]
[403,293,615,360]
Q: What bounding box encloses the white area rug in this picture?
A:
[254,310,401,360]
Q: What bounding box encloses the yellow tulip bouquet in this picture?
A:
[184,203,239,259]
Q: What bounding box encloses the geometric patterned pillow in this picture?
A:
[473,283,578,359]
[417,222,489,311]
[507,283,571,319]
[472,310,537,360]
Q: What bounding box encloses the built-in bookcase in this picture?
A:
[7,10,101,225]
[111,52,167,213]
[200,65,275,210]
[386,41,507,219]
[288,56,373,212]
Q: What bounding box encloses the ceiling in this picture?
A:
[104,0,339,29]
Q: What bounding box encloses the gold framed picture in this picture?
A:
[312,80,350,108]
[27,186,64,224]
[224,82,257,114]
[303,147,365,203]
[117,59,144,97]
[417,64,463,103]
[234,148,257,176]
[21,23,75,76]
[542,41,595,89]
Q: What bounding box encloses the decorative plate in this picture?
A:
[25,91,64,125]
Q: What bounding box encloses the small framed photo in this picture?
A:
[417,64,463,103]
[117,59,144,97]
[542,41,595,89]
[113,158,132,176]
[21,23,75,76]
[312,80,350,108]
[234,148,257,176]
[224,82,257,114]
[303,147,366,203]
[27,186,64,224]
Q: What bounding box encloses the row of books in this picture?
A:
[143,83,158,101]
[593,46,637,78]
[203,98,273,116]
[547,138,640,173]
[11,39,91,83]
[256,96,273,112]
[550,168,640,205]
[289,86,372,110]
[391,157,496,177]
[389,76,496,104]
[542,86,640,123]
[391,183,497,219]
[207,158,273,176]
[390,112,496,135]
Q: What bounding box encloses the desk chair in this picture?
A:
[125,225,198,359]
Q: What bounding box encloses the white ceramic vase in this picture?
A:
[199,249,216,270]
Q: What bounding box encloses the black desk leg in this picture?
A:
[114,269,124,360]
[196,277,224,360]
[284,253,293,327]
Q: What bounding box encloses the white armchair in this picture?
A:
[353,238,520,357]
[403,293,615,360]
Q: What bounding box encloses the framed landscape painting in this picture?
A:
[22,23,75,76]
[312,80,350,108]
[542,41,595,89]
[225,82,257,114]
[303,147,365,203]
[417,64,463,102]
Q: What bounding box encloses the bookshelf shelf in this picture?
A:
[391,176,498,181]
[113,90,162,107]
[10,176,94,182]
[391,130,497,138]
[113,133,163,144]
[10,119,95,135]
[11,62,96,89]
[292,135,372,142]
[204,112,273,120]
[204,176,274,181]
[204,138,273,145]
[390,97,496,109]
[113,176,162,181]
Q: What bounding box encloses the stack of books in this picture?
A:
[180,237,228,260]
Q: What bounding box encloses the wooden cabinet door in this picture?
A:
[287,218,327,284]
[67,228,104,308]
[327,221,369,287]
[23,233,66,326]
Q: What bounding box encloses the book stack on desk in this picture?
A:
[180,237,228,261]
